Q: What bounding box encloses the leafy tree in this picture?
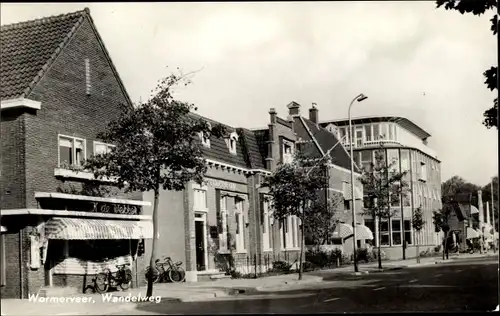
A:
[436,0,498,128]
[360,144,409,269]
[432,206,453,260]
[412,206,426,263]
[481,176,499,228]
[441,175,481,198]
[304,192,343,247]
[84,70,225,297]
[262,152,330,280]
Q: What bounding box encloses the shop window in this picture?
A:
[235,199,246,253]
[59,135,86,167]
[404,220,412,245]
[0,234,5,286]
[391,220,402,245]
[380,220,390,246]
[219,196,228,252]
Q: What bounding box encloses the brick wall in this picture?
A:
[0,110,27,209]
[23,17,140,207]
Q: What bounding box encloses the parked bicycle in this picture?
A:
[145,256,185,283]
[93,263,132,293]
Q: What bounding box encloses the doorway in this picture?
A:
[195,214,207,271]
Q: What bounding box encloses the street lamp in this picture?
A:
[348,93,368,273]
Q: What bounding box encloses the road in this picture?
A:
[112,257,498,314]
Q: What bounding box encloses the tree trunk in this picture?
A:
[298,215,305,281]
[377,216,382,270]
[442,230,450,261]
[416,231,420,264]
[146,188,160,298]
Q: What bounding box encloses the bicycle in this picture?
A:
[145,256,186,283]
[93,263,133,293]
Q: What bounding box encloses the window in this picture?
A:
[344,199,350,210]
[373,124,380,140]
[235,199,246,252]
[194,189,207,211]
[227,132,238,155]
[339,127,346,143]
[404,220,412,245]
[285,215,299,249]
[394,125,398,141]
[387,149,399,173]
[85,58,91,95]
[283,140,294,164]
[380,221,390,246]
[365,125,372,142]
[361,150,372,172]
[379,123,388,139]
[355,128,364,147]
[219,196,228,252]
[389,123,394,140]
[262,198,273,251]
[59,135,86,167]
[364,219,376,246]
[391,219,402,245]
[420,162,427,181]
[94,141,115,155]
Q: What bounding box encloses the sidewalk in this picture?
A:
[0,273,323,316]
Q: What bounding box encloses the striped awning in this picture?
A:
[45,217,153,240]
[470,205,479,214]
[333,223,374,240]
[1,226,6,233]
[466,227,480,239]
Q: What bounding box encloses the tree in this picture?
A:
[304,192,343,247]
[360,144,409,269]
[481,176,499,228]
[436,0,498,129]
[412,206,426,263]
[262,152,330,281]
[432,206,453,260]
[84,70,225,297]
[441,175,481,198]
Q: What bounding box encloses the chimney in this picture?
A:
[269,108,277,124]
[478,190,484,226]
[309,103,318,124]
[486,201,491,225]
[287,101,300,116]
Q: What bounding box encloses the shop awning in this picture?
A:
[333,223,374,240]
[45,217,153,240]
[466,227,480,239]
[470,205,479,214]
[1,226,6,233]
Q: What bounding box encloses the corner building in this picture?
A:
[321,116,442,259]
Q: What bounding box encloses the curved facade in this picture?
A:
[321,116,442,260]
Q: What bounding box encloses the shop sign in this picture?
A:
[206,179,236,191]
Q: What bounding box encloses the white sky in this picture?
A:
[1,2,498,186]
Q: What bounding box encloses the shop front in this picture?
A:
[0,192,152,298]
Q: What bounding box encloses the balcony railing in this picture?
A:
[343,139,401,148]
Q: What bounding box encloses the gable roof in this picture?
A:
[300,116,361,173]
[237,128,266,170]
[1,8,133,106]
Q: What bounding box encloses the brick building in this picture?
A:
[0,9,152,299]
[144,102,370,281]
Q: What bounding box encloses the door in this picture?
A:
[195,220,206,271]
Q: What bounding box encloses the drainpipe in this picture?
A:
[19,229,24,299]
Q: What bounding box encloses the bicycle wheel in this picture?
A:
[119,269,133,291]
[168,267,185,283]
[145,266,160,283]
[94,273,108,293]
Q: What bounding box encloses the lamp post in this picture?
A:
[348,93,368,273]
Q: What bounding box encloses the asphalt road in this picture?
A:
[112,257,499,314]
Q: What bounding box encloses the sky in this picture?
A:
[1,2,498,186]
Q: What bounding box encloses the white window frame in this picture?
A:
[93,141,115,155]
[227,132,238,155]
[355,126,364,147]
[58,134,86,167]
[235,199,246,253]
[219,196,229,252]
[262,198,273,252]
[282,140,294,164]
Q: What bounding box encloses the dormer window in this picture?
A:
[199,122,212,148]
[226,131,238,155]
